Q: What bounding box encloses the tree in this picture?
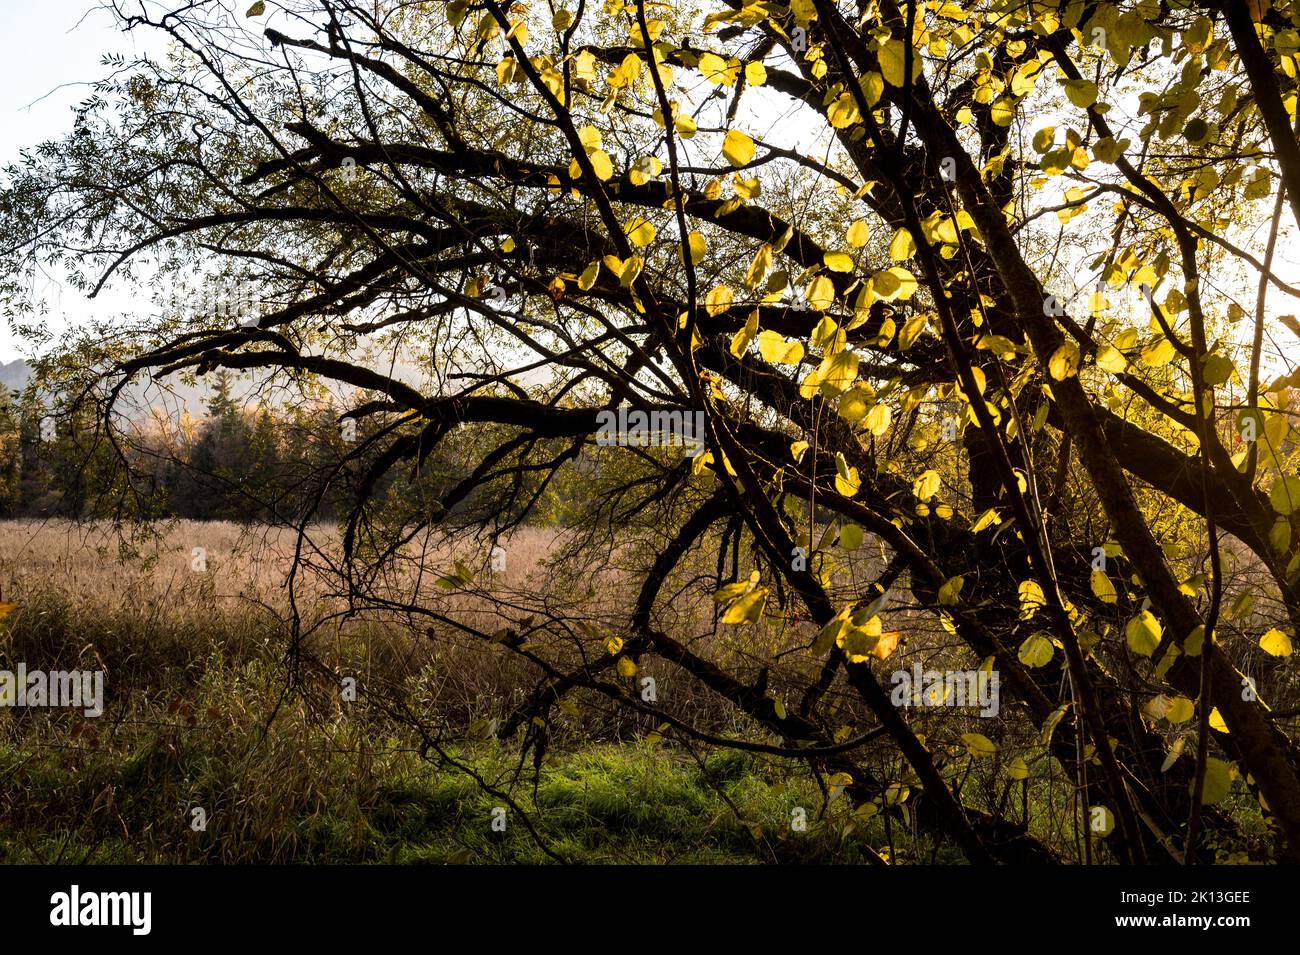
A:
[2,0,1300,863]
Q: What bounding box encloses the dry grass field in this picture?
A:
[0,519,902,864]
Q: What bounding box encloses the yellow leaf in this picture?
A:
[827,93,861,128]
[730,311,759,358]
[1260,628,1293,657]
[838,615,882,662]
[1018,634,1055,667]
[744,244,773,289]
[745,61,767,85]
[989,97,1016,126]
[618,256,643,286]
[961,732,998,757]
[589,149,614,181]
[1090,570,1118,604]
[805,275,835,311]
[1096,345,1127,372]
[1019,580,1046,619]
[869,630,902,661]
[878,37,916,87]
[897,312,927,350]
[722,129,756,167]
[816,351,858,395]
[720,587,768,624]
[705,284,734,316]
[835,465,860,497]
[864,402,891,436]
[1126,611,1162,657]
[1049,340,1080,380]
[1165,696,1195,723]
[1062,78,1098,108]
[1141,337,1177,367]
[757,330,805,364]
[629,155,662,186]
[872,267,917,301]
[840,523,864,551]
[860,71,885,106]
[888,228,916,261]
[624,217,656,247]
[1196,757,1235,805]
[616,656,639,677]
[823,251,854,273]
[686,231,707,265]
[699,52,733,85]
[846,220,870,248]
[913,469,941,501]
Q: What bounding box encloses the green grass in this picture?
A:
[0,723,892,864]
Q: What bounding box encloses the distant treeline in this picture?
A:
[0,370,540,524]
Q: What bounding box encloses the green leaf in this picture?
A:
[1269,476,1300,515]
[840,523,864,551]
[1196,757,1235,806]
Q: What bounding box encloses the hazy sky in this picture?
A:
[0,1,164,362]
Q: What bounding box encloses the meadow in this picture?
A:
[0,520,913,864]
[0,519,1274,864]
